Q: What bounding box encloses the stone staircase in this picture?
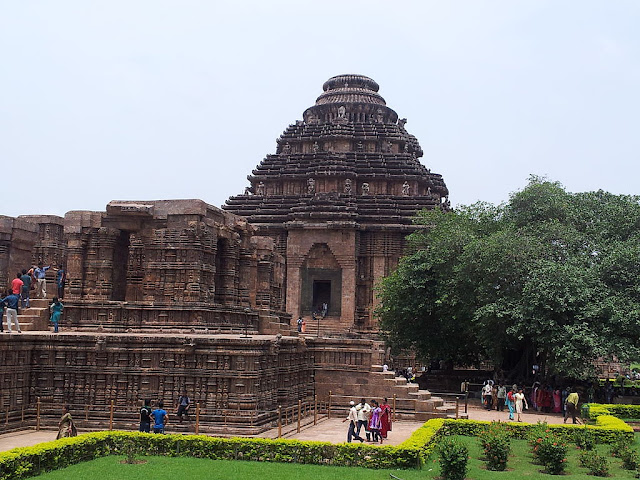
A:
[15,297,50,331]
[328,364,457,421]
[300,314,351,337]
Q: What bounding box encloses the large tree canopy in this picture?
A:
[377,177,640,379]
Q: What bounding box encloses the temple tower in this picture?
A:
[225,74,449,333]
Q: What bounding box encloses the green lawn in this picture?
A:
[33,435,640,479]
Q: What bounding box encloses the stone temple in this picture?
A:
[0,75,450,435]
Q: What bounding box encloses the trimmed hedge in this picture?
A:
[584,403,640,421]
[0,416,632,479]
[442,416,633,444]
[0,431,423,479]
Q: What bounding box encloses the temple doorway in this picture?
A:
[313,280,331,313]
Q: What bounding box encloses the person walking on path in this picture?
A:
[506,386,516,421]
[56,405,77,439]
[342,401,364,443]
[49,297,63,333]
[0,290,21,333]
[368,400,382,443]
[564,389,580,424]
[139,399,152,433]
[515,387,528,422]
[496,384,506,411]
[151,401,168,433]
[379,397,391,439]
[355,398,371,440]
[34,263,50,298]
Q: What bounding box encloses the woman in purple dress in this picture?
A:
[368,400,382,443]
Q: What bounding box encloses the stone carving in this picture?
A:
[344,178,352,194]
[257,182,265,196]
[244,186,253,195]
[402,181,410,196]
[307,178,316,194]
[337,105,346,118]
[398,118,407,127]
[282,142,291,154]
[361,182,370,195]
[356,141,364,152]
[312,142,319,153]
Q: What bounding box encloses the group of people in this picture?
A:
[0,263,66,333]
[139,391,191,434]
[343,398,391,443]
[480,380,581,424]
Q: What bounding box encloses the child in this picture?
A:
[50,297,64,333]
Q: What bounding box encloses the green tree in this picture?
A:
[377,177,640,379]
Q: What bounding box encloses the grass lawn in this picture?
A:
[32,435,640,479]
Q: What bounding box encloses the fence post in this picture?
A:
[195,403,200,434]
[392,394,396,422]
[297,400,301,433]
[36,397,41,431]
[314,395,317,425]
[109,400,114,430]
[277,405,282,438]
[455,396,460,419]
[328,391,332,419]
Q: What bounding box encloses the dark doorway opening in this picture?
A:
[313,280,331,314]
[112,231,130,301]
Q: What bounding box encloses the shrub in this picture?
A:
[575,427,596,451]
[609,436,632,458]
[478,422,510,471]
[620,447,640,471]
[438,437,468,480]
[533,433,568,475]
[579,450,609,477]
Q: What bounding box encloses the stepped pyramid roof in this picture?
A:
[225,74,449,228]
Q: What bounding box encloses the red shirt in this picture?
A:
[11,278,23,294]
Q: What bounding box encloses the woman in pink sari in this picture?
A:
[379,397,391,440]
[552,388,562,413]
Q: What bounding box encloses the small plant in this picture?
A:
[579,450,609,477]
[478,422,510,471]
[620,447,640,471]
[438,437,469,480]
[533,433,568,475]
[575,427,596,451]
[609,436,632,458]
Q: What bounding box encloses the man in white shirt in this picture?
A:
[355,398,371,440]
[342,401,364,443]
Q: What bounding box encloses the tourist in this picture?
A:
[496,383,506,411]
[34,262,51,298]
[20,269,31,308]
[0,290,21,333]
[552,387,562,413]
[355,398,371,440]
[491,382,498,410]
[11,272,23,295]
[139,399,152,433]
[0,293,5,332]
[151,400,168,433]
[296,316,303,332]
[379,397,391,439]
[56,265,66,299]
[56,405,77,439]
[49,297,63,333]
[515,388,528,422]
[482,381,493,410]
[342,400,363,443]
[176,390,191,422]
[368,400,382,443]
[564,388,579,424]
[531,382,540,411]
[506,386,516,421]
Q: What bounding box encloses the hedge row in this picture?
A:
[0,430,422,479]
[583,403,640,421]
[442,415,633,444]
[0,415,632,479]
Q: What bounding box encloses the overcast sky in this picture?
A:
[2,1,638,218]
